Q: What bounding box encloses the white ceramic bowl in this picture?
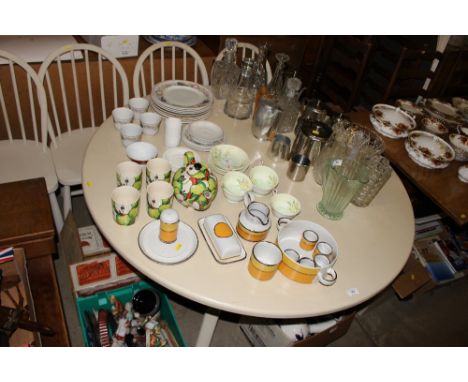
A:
[449,133,468,161]
[126,142,158,164]
[248,165,279,196]
[421,117,448,135]
[221,171,253,202]
[270,193,301,219]
[458,164,468,183]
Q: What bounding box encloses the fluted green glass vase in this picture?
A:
[317,159,368,220]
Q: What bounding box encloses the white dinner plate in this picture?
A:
[188,121,224,144]
[138,220,198,264]
[153,80,213,110]
[182,127,222,152]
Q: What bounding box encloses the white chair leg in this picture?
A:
[49,192,64,234]
[62,185,72,220]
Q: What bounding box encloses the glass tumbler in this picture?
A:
[352,156,392,207]
[317,160,368,220]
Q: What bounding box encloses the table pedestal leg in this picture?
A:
[195,309,219,347]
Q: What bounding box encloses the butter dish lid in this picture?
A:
[198,215,246,264]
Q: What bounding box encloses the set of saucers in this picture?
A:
[208,144,250,175]
[181,120,224,152]
[150,80,213,122]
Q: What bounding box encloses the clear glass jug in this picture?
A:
[224,58,256,120]
[211,38,240,100]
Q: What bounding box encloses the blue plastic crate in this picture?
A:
[76,280,186,346]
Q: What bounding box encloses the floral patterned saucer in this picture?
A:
[405,130,455,169]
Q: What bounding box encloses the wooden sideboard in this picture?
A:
[0,178,69,346]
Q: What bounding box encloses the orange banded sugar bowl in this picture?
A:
[277,219,338,285]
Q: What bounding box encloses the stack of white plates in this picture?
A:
[151,80,213,122]
[404,130,455,169]
[369,104,416,139]
[208,144,250,175]
[181,121,224,152]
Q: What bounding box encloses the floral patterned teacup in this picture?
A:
[270,192,301,219]
[221,171,253,203]
[248,165,279,196]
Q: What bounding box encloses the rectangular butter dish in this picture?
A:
[198,214,246,264]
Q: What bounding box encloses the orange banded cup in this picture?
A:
[313,241,333,256]
[300,230,318,251]
[248,241,282,281]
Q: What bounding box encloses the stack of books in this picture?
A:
[413,214,468,284]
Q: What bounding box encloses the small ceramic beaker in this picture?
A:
[129,97,149,123]
[140,112,162,136]
[116,161,143,190]
[146,158,172,184]
[120,123,142,147]
[112,107,134,130]
[111,186,140,225]
[147,181,174,220]
[248,241,282,281]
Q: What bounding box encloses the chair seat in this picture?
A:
[51,128,97,186]
[0,140,58,193]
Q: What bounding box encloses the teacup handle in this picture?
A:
[243,191,255,208]
[317,267,337,286]
[276,217,292,230]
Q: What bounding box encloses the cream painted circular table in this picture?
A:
[83,100,415,346]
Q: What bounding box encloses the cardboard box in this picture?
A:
[60,213,140,297]
[0,248,40,346]
[81,35,139,58]
[69,253,140,297]
[240,313,355,347]
[392,222,468,299]
[78,225,111,257]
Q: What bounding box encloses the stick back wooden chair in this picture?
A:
[38,43,129,219]
[0,49,64,233]
[133,41,209,97]
[215,42,273,83]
